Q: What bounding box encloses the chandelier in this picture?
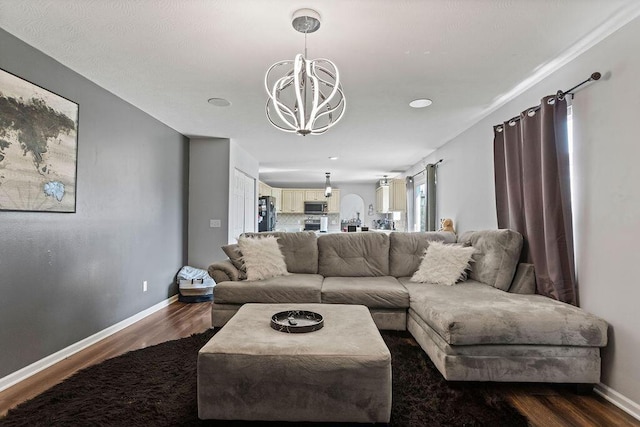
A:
[265,9,346,136]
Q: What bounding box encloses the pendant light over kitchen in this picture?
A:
[265,9,346,136]
[324,172,332,197]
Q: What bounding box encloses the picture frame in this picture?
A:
[0,67,79,213]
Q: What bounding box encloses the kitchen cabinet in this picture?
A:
[271,187,282,212]
[376,179,406,213]
[389,179,406,212]
[376,186,389,213]
[304,189,325,201]
[279,188,340,213]
[281,190,294,213]
[327,189,340,213]
[258,181,272,197]
[281,189,305,213]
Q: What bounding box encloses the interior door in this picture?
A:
[231,168,256,242]
[231,169,245,242]
[244,174,256,233]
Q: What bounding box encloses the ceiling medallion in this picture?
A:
[265,9,346,136]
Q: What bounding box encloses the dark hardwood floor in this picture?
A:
[1,301,638,426]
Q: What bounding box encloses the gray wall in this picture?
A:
[0,29,189,378]
[404,17,640,407]
[188,138,230,269]
[188,138,259,268]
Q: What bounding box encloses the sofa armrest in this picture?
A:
[208,260,241,283]
[508,263,536,294]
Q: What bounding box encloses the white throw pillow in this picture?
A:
[410,241,475,285]
[238,235,290,281]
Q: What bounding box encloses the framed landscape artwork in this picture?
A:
[0,68,78,212]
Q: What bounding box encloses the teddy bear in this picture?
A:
[439,218,455,233]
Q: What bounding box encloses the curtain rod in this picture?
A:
[561,72,601,97]
[497,72,601,128]
[408,159,444,180]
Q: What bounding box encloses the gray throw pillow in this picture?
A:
[221,244,247,280]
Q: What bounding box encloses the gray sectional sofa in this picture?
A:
[208,230,608,385]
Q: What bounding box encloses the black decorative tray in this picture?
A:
[270,310,324,333]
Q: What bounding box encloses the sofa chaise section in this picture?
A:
[399,229,608,384]
[403,280,606,383]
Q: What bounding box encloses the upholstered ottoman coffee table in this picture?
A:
[198,303,392,423]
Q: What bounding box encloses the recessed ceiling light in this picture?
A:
[208,97,231,107]
[329,156,339,160]
[409,98,433,108]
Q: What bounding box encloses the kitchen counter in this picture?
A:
[272,229,396,234]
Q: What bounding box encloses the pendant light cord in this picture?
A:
[304,29,308,58]
[303,25,308,121]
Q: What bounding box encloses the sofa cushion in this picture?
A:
[389,231,456,277]
[243,231,318,274]
[321,276,409,309]
[456,229,523,291]
[318,232,390,277]
[400,278,607,347]
[213,273,323,304]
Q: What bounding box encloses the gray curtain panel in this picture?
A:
[405,176,414,232]
[426,164,437,231]
[493,95,577,305]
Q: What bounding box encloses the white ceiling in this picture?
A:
[1,0,639,187]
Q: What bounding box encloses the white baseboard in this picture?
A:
[595,383,640,421]
[0,295,179,393]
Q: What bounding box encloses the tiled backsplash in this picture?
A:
[275,212,406,232]
[276,213,341,232]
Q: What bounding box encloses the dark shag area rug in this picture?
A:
[1,330,528,427]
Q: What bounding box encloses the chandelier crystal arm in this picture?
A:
[265,100,297,133]
[270,90,300,130]
[311,91,345,129]
[306,59,322,133]
[271,72,300,130]
[264,60,293,92]
[270,83,298,123]
[309,63,345,127]
[293,54,308,131]
[309,60,341,115]
[265,61,301,131]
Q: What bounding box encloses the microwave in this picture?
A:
[304,201,327,215]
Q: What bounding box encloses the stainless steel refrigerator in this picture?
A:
[258,196,276,232]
